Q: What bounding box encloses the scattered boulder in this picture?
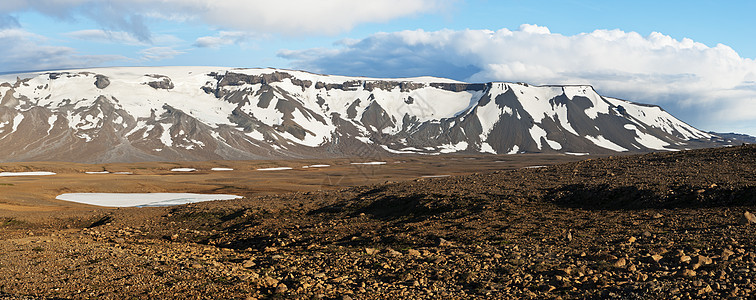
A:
[274,283,288,293]
[385,248,402,257]
[694,255,712,265]
[721,249,735,260]
[261,277,279,288]
[740,211,756,225]
[679,255,692,264]
[697,285,713,295]
[613,258,627,268]
[438,238,453,247]
[678,269,697,277]
[242,259,256,268]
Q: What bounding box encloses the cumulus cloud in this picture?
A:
[0,0,451,38]
[194,31,263,49]
[280,24,756,135]
[0,28,125,72]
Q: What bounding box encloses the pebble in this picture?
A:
[678,269,696,277]
[694,255,712,265]
[438,238,454,247]
[262,277,279,288]
[613,258,627,268]
[274,283,288,293]
[679,255,691,264]
[242,259,256,268]
[385,248,402,257]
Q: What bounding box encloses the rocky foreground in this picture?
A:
[1,145,755,299]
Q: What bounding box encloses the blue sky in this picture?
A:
[1,0,754,135]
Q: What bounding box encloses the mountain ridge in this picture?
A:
[0,67,735,163]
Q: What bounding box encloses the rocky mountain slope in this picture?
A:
[0,67,730,162]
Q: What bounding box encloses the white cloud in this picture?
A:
[1,0,452,38]
[65,29,182,46]
[194,31,263,49]
[280,25,756,135]
[172,0,451,36]
[139,47,185,61]
[0,28,125,72]
[66,29,143,45]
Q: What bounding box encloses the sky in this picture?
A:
[1,0,754,136]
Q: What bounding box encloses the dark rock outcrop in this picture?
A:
[94,75,110,89]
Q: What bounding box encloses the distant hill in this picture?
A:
[709,132,756,144]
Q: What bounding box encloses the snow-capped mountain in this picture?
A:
[0,67,728,163]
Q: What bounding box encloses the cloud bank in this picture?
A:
[0,28,125,72]
[1,0,450,39]
[281,25,756,134]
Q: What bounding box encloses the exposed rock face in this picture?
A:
[146,75,174,90]
[0,67,734,163]
[94,75,110,89]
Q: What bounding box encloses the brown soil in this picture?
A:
[0,146,754,299]
[0,154,583,217]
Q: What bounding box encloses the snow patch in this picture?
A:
[11,114,24,133]
[159,123,173,147]
[623,124,671,150]
[585,135,628,152]
[55,193,242,207]
[302,164,330,168]
[438,141,468,153]
[257,167,293,171]
[0,171,56,177]
[381,145,418,154]
[479,142,496,154]
[565,152,590,156]
[171,168,196,172]
[47,115,58,135]
[507,145,520,154]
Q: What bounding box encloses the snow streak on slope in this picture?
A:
[0,67,725,163]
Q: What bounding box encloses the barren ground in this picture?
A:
[0,147,754,299]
